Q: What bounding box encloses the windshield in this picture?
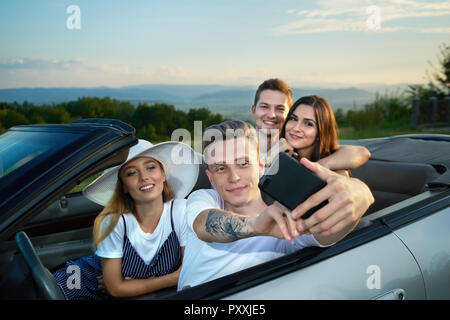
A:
[0,130,82,181]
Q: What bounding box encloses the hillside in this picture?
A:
[0,84,377,121]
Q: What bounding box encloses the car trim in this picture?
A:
[379,189,450,230]
[12,118,135,136]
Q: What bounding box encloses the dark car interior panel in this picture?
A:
[351,160,442,215]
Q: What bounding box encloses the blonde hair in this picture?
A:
[203,120,260,163]
[92,160,175,249]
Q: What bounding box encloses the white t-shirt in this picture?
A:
[96,199,187,265]
[177,189,325,290]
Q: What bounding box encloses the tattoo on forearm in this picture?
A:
[205,210,253,241]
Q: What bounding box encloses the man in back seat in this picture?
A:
[251,78,370,170]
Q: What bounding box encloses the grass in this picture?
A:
[68,172,102,194]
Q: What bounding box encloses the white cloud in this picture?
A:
[0,56,194,87]
[420,27,450,33]
[156,65,186,78]
[0,57,135,75]
[0,57,85,70]
[273,0,450,35]
[273,18,365,35]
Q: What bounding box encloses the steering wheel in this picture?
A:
[15,231,65,300]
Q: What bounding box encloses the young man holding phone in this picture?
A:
[178,120,374,290]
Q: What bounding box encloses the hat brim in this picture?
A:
[83,141,199,206]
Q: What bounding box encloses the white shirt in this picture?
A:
[177,189,324,290]
[96,199,188,264]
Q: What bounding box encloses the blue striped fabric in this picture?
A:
[53,253,107,300]
[121,202,181,278]
[121,229,180,278]
[53,200,181,299]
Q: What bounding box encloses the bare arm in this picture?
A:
[193,205,298,243]
[101,247,184,298]
[193,209,254,242]
[318,145,370,171]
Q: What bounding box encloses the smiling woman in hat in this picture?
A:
[53,139,199,299]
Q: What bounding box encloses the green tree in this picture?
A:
[131,103,153,133]
[0,109,29,128]
[113,100,135,124]
[343,91,410,130]
[187,107,225,129]
[335,108,347,127]
[0,97,229,138]
[408,42,450,99]
[428,42,450,96]
[0,118,5,134]
[137,124,160,142]
[44,107,73,123]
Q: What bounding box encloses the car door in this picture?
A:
[222,189,450,300]
[164,214,426,300]
[223,231,425,300]
[0,119,138,298]
[389,205,450,299]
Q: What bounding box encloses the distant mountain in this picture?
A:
[0,84,253,104]
[178,87,377,119]
[120,84,253,100]
[0,84,378,120]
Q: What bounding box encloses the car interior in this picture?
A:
[0,137,447,299]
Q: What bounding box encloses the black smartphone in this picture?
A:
[259,152,328,219]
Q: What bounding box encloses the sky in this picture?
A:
[0,0,449,89]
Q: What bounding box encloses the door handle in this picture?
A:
[373,288,406,300]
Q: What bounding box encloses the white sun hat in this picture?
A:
[83,139,200,206]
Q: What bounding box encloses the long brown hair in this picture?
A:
[280,95,338,161]
[92,159,175,249]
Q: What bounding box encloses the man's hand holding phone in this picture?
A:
[291,158,374,246]
[251,201,299,242]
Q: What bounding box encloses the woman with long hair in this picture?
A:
[53,140,199,299]
[279,95,369,174]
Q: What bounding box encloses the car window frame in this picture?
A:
[0,123,137,241]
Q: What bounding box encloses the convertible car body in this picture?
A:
[0,119,449,300]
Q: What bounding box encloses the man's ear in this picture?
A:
[205,168,215,189]
[251,104,256,114]
[258,157,265,179]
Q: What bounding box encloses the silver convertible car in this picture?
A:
[0,119,449,300]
